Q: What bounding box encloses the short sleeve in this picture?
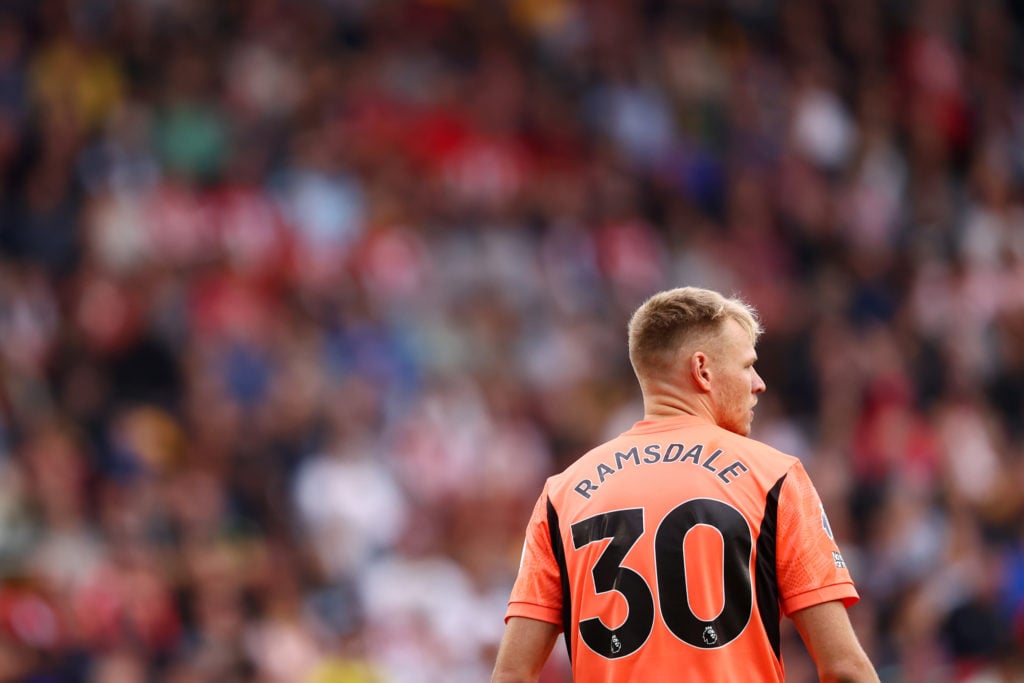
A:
[775,461,859,616]
[505,482,564,626]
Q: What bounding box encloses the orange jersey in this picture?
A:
[506,414,858,682]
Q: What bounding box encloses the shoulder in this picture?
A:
[718,425,801,466]
[705,426,809,489]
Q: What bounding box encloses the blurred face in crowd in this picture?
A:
[706,318,766,436]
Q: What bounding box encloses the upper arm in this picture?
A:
[791,601,879,683]
[491,617,561,683]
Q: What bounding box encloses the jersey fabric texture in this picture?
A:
[506,414,859,682]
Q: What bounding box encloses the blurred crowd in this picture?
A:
[0,0,1022,681]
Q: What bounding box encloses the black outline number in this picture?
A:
[570,500,753,659]
[571,509,654,658]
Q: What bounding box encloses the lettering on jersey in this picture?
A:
[663,443,684,462]
[615,447,640,469]
[572,442,750,499]
[702,449,724,472]
[575,479,597,499]
[832,551,846,569]
[680,444,702,464]
[717,461,748,484]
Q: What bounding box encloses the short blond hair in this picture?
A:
[627,287,762,379]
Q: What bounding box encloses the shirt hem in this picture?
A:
[782,583,860,616]
[505,602,562,626]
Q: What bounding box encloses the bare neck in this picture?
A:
[640,378,713,422]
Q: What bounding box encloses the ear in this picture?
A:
[690,351,713,392]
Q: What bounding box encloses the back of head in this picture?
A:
[627,287,762,383]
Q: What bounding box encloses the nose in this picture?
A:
[753,370,766,394]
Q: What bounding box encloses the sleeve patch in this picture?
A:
[832,551,847,569]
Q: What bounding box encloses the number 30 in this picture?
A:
[570,499,753,658]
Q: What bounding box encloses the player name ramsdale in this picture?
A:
[574,442,749,499]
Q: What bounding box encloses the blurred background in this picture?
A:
[0,0,1022,681]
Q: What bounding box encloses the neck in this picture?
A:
[641,389,713,423]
